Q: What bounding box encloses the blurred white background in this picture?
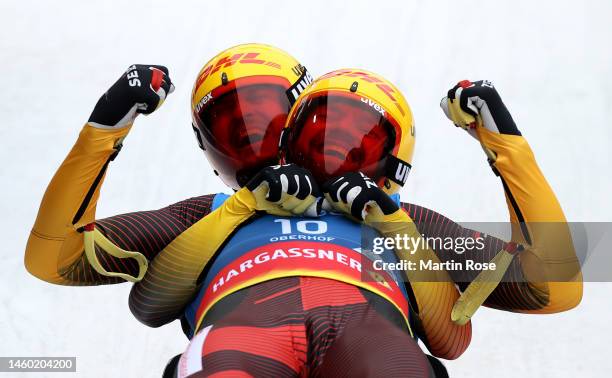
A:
[1,0,610,376]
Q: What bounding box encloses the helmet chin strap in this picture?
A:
[384,154,412,187]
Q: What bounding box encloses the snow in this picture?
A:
[1,0,610,376]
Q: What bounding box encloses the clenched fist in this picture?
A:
[323,172,399,222]
[246,164,321,216]
[88,64,174,128]
[440,80,520,137]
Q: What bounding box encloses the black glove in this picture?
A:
[440,80,520,136]
[246,164,321,216]
[323,172,399,221]
[88,64,174,128]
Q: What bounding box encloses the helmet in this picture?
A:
[191,43,312,189]
[281,69,415,194]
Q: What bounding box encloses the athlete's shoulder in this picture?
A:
[164,193,220,223]
[170,193,217,209]
[400,201,449,224]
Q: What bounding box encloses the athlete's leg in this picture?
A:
[316,320,433,378]
[162,353,181,378]
[298,278,433,378]
[176,278,307,378]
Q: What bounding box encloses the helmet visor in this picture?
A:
[284,92,399,185]
[193,77,292,188]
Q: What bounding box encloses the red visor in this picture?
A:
[284,91,400,186]
[193,76,292,188]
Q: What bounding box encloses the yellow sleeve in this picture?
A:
[370,210,471,360]
[129,188,258,327]
[25,124,132,285]
[478,128,583,313]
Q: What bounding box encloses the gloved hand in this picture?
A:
[440,80,520,139]
[88,64,174,128]
[322,172,400,222]
[246,164,321,216]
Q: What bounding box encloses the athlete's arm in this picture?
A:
[440,80,582,313]
[402,202,549,311]
[61,195,216,285]
[24,65,174,285]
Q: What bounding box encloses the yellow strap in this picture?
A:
[83,227,148,282]
[451,246,518,325]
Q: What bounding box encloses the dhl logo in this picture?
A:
[321,70,406,117]
[194,52,282,93]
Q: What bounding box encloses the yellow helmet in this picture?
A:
[281,68,415,194]
[191,43,312,189]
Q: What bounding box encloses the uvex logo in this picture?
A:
[194,53,282,93]
[321,70,406,117]
[360,97,385,116]
[288,70,314,103]
[195,92,213,113]
[395,162,410,185]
